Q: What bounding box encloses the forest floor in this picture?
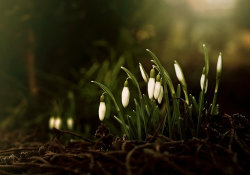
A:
[0,113,249,175]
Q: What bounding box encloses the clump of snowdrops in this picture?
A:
[92,44,222,140]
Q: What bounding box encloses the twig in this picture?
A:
[126,143,153,175]
[143,148,192,175]
[96,161,112,175]
[0,170,16,175]
[0,147,38,155]
[52,128,94,143]
[234,133,250,155]
[30,156,50,164]
[157,134,173,142]
[223,114,235,152]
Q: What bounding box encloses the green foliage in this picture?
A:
[92,45,223,140]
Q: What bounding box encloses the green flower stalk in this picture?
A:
[211,53,222,115]
[197,44,210,136]
[148,68,156,99]
[91,81,130,137]
[98,94,106,121]
[122,80,130,108]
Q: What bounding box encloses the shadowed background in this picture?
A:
[0,0,249,134]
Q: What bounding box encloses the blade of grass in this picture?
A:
[134,98,142,140]
[146,49,175,96]
[91,81,120,112]
[91,81,129,137]
[121,66,142,99]
[146,49,179,138]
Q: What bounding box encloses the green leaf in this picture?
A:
[127,115,136,138]
[91,81,120,112]
[191,95,198,114]
[134,98,142,139]
[114,115,129,130]
[121,66,142,99]
[146,49,175,96]
[176,84,181,98]
[176,84,181,106]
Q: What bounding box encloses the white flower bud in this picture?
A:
[148,78,155,99]
[148,68,155,99]
[98,95,106,121]
[67,117,74,130]
[154,75,161,99]
[139,63,148,83]
[49,116,55,129]
[174,62,184,82]
[99,102,106,121]
[122,83,130,108]
[54,117,61,129]
[217,53,222,76]
[200,73,208,93]
[158,85,164,104]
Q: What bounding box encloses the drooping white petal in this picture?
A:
[148,78,155,99]
[67,117,74,130]
[98,102,106,121]
[154,81,161,99]
[139,63,148,83]
[158,86,164,104]
[54,117,61,129]
[49,116,55,129]
[174,63,184,82]
[122,86,130,108]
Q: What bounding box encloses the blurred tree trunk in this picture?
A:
[27,28,38,95]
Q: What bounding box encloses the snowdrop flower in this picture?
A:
[154,74,161,99]
[139,63,148,83]
[67,117,74,130]
[158,85,164,104]
[148,68,155,99]
[122,80,130,108]
[174,61,184,83]
[54,117,61,129]
[200,73,208,93]
[98,94,106,121]
[217,53,222,78]
[49,116,55,129]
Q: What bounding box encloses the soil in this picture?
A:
[0,113,249,175]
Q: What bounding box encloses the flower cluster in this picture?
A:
[48,116,74,130]
[93,45,223,140]
[147,68,163,103]
[97,64,166,121]
[49,116,61,129]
